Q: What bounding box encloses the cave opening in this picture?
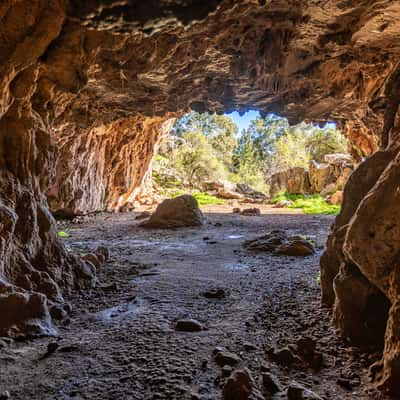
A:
[1,1,400,398]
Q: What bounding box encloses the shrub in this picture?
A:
[272,191,340,215]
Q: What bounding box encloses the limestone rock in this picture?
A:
[140,195,204,229]
[244,231,314,257]
[270,168,311,197]
[175,319,204,332]
[328,191,343,205]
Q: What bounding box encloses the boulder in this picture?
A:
[244,231,315,257]
[236,183,267,203]
[308,161,332,193]
[140,195,204,228]
[309,154,354,194]
[320,183,336,197]
[270,167,311,197]
[329,191,343,205]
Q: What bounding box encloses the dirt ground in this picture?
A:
[0,206,388,400]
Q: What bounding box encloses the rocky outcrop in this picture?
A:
[270,167,311,197]
[1,0,400,392]
[203,181,267,203]
[270,154,354,199]
[48,116,176,216]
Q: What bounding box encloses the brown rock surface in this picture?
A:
[1,0,400,392]
[270,167,311,197]
[140,194,204,228]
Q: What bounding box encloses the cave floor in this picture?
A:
[0,206,387,400]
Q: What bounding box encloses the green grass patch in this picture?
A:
[57,230,70,238]
[171,190,225,206]
[272,191,340,215]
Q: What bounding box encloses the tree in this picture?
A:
[171,131,227,187]
[172,111,238,170]
[305,126,348,162]
[232,128,266,191]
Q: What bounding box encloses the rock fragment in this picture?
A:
[175,319,204,332]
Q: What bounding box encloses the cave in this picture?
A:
[1,1,400,399]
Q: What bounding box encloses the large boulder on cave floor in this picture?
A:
[140,195,204,229]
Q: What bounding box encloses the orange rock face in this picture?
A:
[1,0,400,392]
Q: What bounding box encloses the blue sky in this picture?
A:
[225,110,260,132]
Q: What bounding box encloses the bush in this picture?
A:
[272,191,340,215]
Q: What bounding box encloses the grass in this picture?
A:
[57,230,70,238]
[171,190,225,206]
[272,191,340,215]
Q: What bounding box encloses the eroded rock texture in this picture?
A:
[1,0,400,393]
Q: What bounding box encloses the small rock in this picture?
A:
[232,208,241,214]
[203,288,226,299]
[274,200,294,208]
[50,304,67,321]
[271,347,296,366]
[243,342,257,351]
[214,348,241,367]
[241,208,261,216]
[39,342,59,360]
[222,368,263,400]
[336,378,353,390]
[275,239,314,257]
[175,319,204,332]
[262,372,282,394]
[135,211,151,220]
[287,382,322,400]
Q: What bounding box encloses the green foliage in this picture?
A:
[154,111,348,198]
[232,128,268,192]
[171,190,225,206]
[272,191,340,215]
[173,131,227,186]
[306,127,348,163]
[58,230,70,238]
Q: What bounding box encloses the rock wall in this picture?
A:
[270,154,354,199]
[1,0,400,392]
[270,167,311,197]
[47,116,175,216]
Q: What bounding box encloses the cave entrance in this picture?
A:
[150,110,349,214]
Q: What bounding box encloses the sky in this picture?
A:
[225,110,260,132]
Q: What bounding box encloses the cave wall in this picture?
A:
[47,115,175,216]
[1,0,400,393]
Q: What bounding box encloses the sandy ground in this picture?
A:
[0,206,388,400]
